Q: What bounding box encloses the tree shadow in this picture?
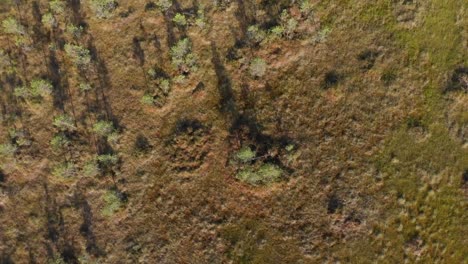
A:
[47,50,66,110]
[132,37,145,66]
[75,193,105,257]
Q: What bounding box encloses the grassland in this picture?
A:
[0,0,466,263]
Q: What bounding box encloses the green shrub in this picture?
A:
[53,114,76,131]
[50,134,70,151]
[270,26,284,38]
[66,24,83,38]
[0,50,15,74]
[50,0,66,14]
[41,13,57,30]
[141,94,155,105]
[82,161,100,177]
[173,13,187,26]
[13,86,30,98]
[159,79,170,95]
[14,79,52,100]
[170,38,197,72]
[300,0,313,17]
[102,190,121,216]
[0,143,17,157]
[64,44,91,67]
[236,163,283,185]
[280,10,297,39]
[247,25,266,43]
[92,120,114,137]
[249,58,267,78]
[30,79,53,96]
[195,5,206,29]
[2,17,25,35]
[52,162,76,178]
[90,0,118,18]
[97,154,119,166]
[79,82,92,92]
[157,0,172,11]
[236,146,256,163]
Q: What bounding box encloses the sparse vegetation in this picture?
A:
[0,0,466,262]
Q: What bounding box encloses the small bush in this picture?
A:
[82,161,100,177]
[170,38,197,72]
[14,79,52,100]
[64,44,91,67]
[92,120,114,137]
[41,13,57,30]
[90,0,118,19]
[0,50,15,74]
[2,17,25,35]
[0,143,17,157]
[172,13,187,26]
[50,134,70,151]
[247,25,266,44]
[102,190,122,216]
[53,114,76,131]
[30,79,53,96]
[270,26,284,38]
[159,79,170,95]
[66,24,83,38]
[195,5,206,29]
[50,0,66,14]
[236,163,283,185]
[249,58,267,78]
[236,146,256,163]
[79,82,92,92]
[141,94,155,105]
[97,154,119,166]
[156,0,172,12]
[52,162,76,178]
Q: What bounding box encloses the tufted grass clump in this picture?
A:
[82,160,100,177]
[141,94,155,106]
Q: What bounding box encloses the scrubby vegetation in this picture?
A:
[0,0,466,263]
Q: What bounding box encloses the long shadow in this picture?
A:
[87,37,114,120]
[48,50,66,110]
[210,42,237,115]
[132,37,145,67]
[210,41,293,169]
[75,193,105,257]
